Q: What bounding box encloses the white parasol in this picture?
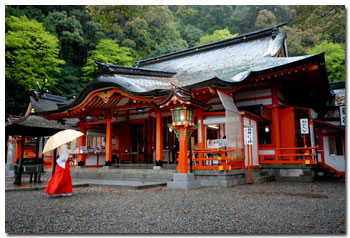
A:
[42,129,84,154]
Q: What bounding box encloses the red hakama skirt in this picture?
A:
[45,161,73,195]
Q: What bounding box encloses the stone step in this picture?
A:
[251,175,274,184]
[197,177,246,187]
[312,164,344,181]
[70,168,176,182]
[315,173,343,181]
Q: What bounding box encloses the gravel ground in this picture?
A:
[5,181,345,234]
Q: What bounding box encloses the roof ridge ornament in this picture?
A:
[271,27,278,39]
[157,84,207,109]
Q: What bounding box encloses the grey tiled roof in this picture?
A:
[33,24,330,114]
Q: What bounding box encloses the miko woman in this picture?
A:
[45,143,73,197]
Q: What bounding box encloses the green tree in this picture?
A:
[180,25,204,48]
[230,6,261,34]
[122,17,153,58]
[49,61,83,99]
[149,41,188,58]
[306,41,345,82]
[174,6,234,35]
[5,15,64,115]
[294,6,345,44]
[281,25,321,56]
[195,29,238,46]
[47,11,84,62]
[255,9,277,29]
[144,6,186,51]
[82,39,139,82]
[6,15,64,90]
[87,5,149,41]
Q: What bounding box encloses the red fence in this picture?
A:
[259,146,319,165]
[187,148,244,171]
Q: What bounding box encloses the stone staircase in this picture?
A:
[312,164,344,182]
[248,168,275,184]
[68,167,274,188]
[194,168,274,187]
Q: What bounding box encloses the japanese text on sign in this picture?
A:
[340,105,345,126]
[300,118,309,134]
[244,126,253,145]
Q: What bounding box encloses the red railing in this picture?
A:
[186,148,244,171]
[259,146,319,164]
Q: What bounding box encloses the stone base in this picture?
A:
[261,164,315,183]
[167,173,201,190]
[103,166,114,169]
[5,164,15,178]
[153,166,162,170]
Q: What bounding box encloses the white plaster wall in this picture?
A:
[85,155,98,166]
[203,115,225,125]
[322,136,345,172]
[85,154,105,166]
[209,104,225,111]
[259,150,275,155]
[207,97,225,111]
[235,88,272,100]
[237,98,272,107]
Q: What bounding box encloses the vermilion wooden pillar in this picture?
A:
[78,121,87,165]
[272,82,281,150]
[178,127,188,174]
[14,137,21,164]
[147,117,152,162]
[155,111,163,162]
[105,116,113,165]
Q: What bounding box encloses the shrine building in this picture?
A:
[16,23,345,183]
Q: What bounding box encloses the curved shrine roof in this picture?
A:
[34,24,330,115]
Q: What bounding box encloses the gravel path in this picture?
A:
[6,181,345,234]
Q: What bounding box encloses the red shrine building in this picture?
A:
[16,23,345,182]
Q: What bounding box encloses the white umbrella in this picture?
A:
[43,129,84,154]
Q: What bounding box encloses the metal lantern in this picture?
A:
[172,106,185,123]
[157,85,207,174]
[171,106,194,126]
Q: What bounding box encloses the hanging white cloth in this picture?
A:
[56,144,70,169]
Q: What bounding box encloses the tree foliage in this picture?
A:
[5,15,65,91]
[5,5,346,115]
[195,29,238,46]
[82,39,139,82]
[306,42,345,82]
[281,25,321,56]
[255,9,277,29]
[294,6,345,43]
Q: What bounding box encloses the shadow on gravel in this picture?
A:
[252,191,328,199]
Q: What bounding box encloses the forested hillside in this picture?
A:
[5,5,345,115]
